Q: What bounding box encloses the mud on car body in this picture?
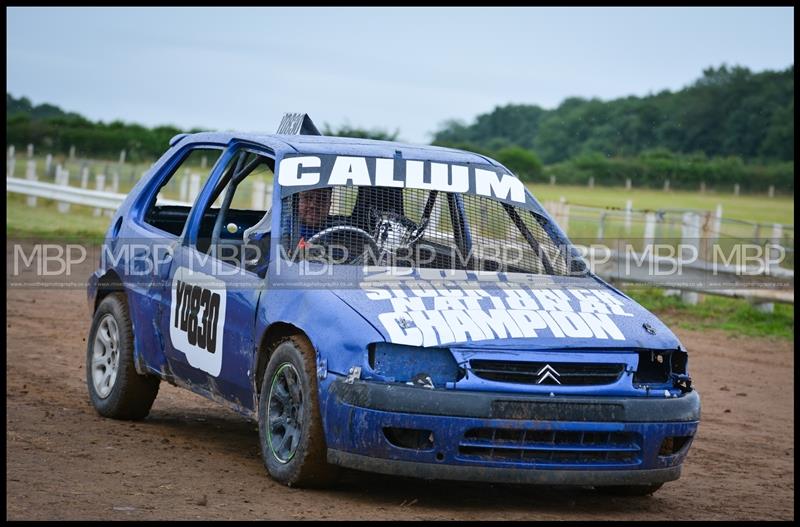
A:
[86,117,699,495]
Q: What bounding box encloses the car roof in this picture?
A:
[174,131,502,168]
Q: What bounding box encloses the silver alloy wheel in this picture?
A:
[267,363,304,463]
[91,314,120,399]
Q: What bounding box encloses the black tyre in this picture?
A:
[258,335,339,488]
[595,483,664,497]
[86,292,160,420]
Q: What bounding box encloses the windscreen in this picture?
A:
[279,184,582,276]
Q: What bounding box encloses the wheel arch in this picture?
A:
[253,322,311,401]
[94,269,126,312]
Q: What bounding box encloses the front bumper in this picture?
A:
[324,379,700,485]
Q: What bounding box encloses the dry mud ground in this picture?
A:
[6,278,794,519]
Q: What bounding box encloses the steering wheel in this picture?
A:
[304,225,381,265]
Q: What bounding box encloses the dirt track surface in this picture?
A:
[6,286,795,520]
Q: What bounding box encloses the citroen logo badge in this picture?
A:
[537,364,561,385]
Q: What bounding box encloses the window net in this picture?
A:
[280,186,580,275]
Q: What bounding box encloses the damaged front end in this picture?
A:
[320,341,700,486]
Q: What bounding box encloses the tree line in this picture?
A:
[6,94,402,163]
[433,65,793,191]
[7,94,195,163]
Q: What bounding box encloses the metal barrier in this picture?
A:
[6,177,190,209]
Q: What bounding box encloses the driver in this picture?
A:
[297,187,333,240]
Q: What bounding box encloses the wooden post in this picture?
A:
[80,165,89,189]
[768,185,775,198]
[558,196,569,234]
[265,183,274,210]
[681,291,700,306]
[680,212,700,305]
[681,212,698,259]
[56,165,70,213]
[753,301,774,314]
[644,212,656,250]
[45,154,53,178]
[252,180,266,210]
[768,223,783,273]
[27,144,34,158]
[597,212,606,241]
[624,200,632,234]
[625,178,631,190]
[119,150,126,165]
[713,204,722,238]
[189,173,201,202]
[94,174,106,217]
[663,179,670,192]
[179,175,189,202]
[7,145,15,178]
[699,211,713,262]
[680,212,700,306]
[25,158,37,207]
[548,200,558,225]
[69,145,76,160]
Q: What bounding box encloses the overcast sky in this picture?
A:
[6,7,794,144]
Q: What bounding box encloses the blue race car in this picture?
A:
[86,114,699,495]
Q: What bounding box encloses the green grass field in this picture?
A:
[527,183,794,225]
[627,287,794,341]
[7,193,109,240]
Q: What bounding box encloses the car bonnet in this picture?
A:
[316,269,685,352]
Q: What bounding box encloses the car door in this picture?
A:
[125,144,224,375]
[161,145,274,411]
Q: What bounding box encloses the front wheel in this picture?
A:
[258,335,339,488]
[595,483,664,496]
[86,292,160,420]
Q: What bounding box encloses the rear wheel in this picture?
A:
[595,483,664,496]
[257,335,339,487]
[86,292,160,420]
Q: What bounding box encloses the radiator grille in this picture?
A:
[470,360,625,386]
[459,428,641,465]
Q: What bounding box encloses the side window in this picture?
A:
[143,147,223,236]
[207,152,274,213]
[194,150,275,269]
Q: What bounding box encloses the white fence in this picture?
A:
[7,177,191,209]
